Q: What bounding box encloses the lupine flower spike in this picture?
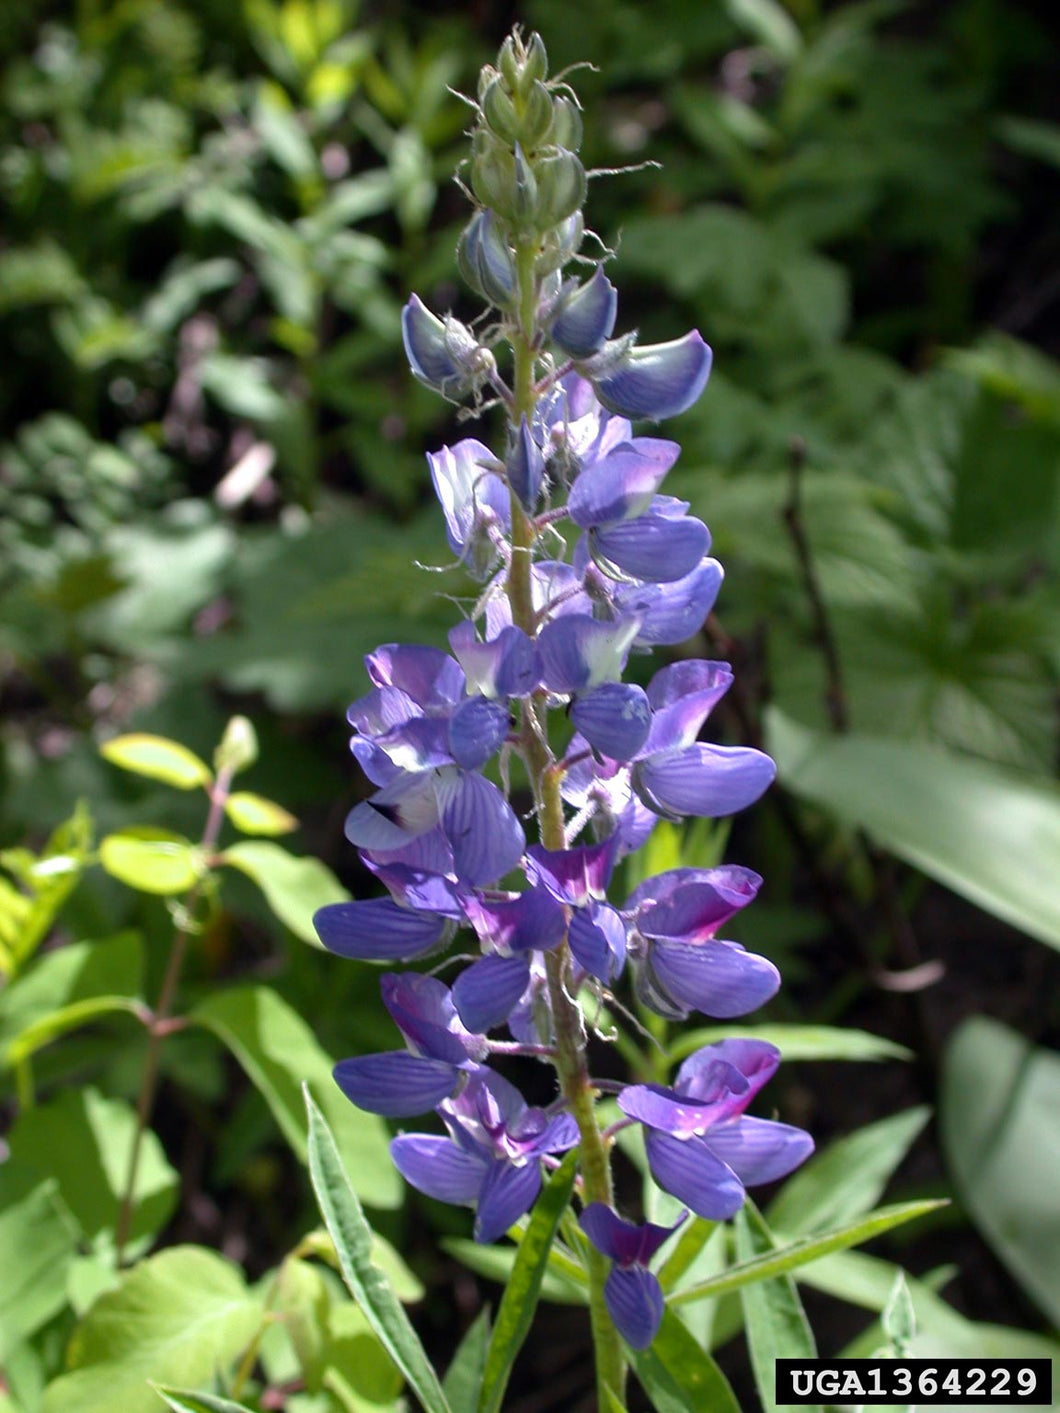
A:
[314,27,811,1400]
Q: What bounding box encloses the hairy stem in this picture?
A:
[113,765,234,1264]
[504,237,626,1403]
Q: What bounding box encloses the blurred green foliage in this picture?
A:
[2,0,1060,1406]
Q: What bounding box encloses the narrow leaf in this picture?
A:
[192,986,398,1208]
[477,1152,578,1413]
[223,792,298,837]
[634,1308,741,1413]
[304,1086,451,1413]
[667,1024,911,1065]
[735,1203,820,1413]
[153,1390,256,1413]
[221,841,348,943]
[766,1106,930,1236]
[100,734,212,790]
[671,1200,945,1306]
[601,1386,630,1413]
[442,1308,492,1413]
[657,1218,717,1294]
[5,995,145,1066]
[442,1235,588,1304]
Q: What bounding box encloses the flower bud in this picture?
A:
[481,76,519,145]
[582,331,713,420]
[551,95,583,152]
[519,80,555,151]
[471,134,538,228]
[536,213,584,276]
[402,294,495,399]
[457,210,517,309]
[533,149,587,230]
[551,267,618,358]
[506,414,545,511]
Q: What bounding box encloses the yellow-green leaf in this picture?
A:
[224,792,298,837]
[100,734,212,790]
[99,832,204,895]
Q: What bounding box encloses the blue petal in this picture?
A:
[644,1130,745,1220]
[314,898,452,963]
[462,886,566,955]
[428,439,509,576]
[344,773,441,852]
[616,558,724,647]
[366,643,465,708]
[704,1116,814,1186]
[568,901,627,981]
[333,1053,461,1116]
[506,414,545,512]
[435,771,526,886]
[381,972,482,1063]
[604,1266,665,1350]
[587,330,712,420]
[391,1133,485,1203]
[449,623,540,699]
[618,1074,747,1137]
[448,696,511,770]
[677,1038,780,1103]
[552,267,618,359]
[537,613,642,693]
[592,504,710,584]
[526,837,618,906]
[571,682,652,762]
[474,1158,542,1244]
[568,438,680,530]
[649,939,780,1019]
[634,744,776,818]
[452,955,532,1033]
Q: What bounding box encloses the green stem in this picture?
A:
[504,237,627,1403]
[113,765,234,1265]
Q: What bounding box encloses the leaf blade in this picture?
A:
[100,734,212,790]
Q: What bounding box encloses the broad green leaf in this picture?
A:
[442,1237,587,1306]
[767,1107,930,1236]
[100,734,212,790]
[634,1309,741,1413]
[442,1308,492,1413]
[191,986,398,1208]
[735,1203,820,1413]
[221,841,348,943]
[271,1256,330,1393]
[304,1087,451,1413]
[0,803,93,972]
[326,1302,403,1406]
[0,1087,178,1246]
[223,792,298,837]
[5,994,145,1066]
[153,1391,256,1413]
[941,1017,1060,1325]
[0,933,144,1064]
[667,1024,911,1065]
[41,1248,262,1413]
[767,707,1060,950]
[672,1201,945,1306]
[0,1181,80,1361]
[99,831,205,896]
[477,1151,578,1413]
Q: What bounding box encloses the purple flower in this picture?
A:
[581,330,712,421]
[391,1070,579,1243]
[550,267,618,359]
[618,1040,813,1220]
[428,439,510,578]
[578,1204,687,1348]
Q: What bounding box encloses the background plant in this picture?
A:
[2,1,1060,1410]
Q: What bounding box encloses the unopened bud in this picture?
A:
[536,212,584,276]
[215,715,258,777]
[402,294,496,400]
[457,210,517,308]
[519,80,555,150]
[533,149,587,230]
[551,96,583,152]
[551,267,618,358]
[482,76,519,145]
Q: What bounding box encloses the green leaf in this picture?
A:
[767,1107,930,1237]
[941,1017,1060,1326]
[672,1201,945,1306]
[442,1237,587,1306]
[191,986,398,1208]
[634,1308,742,1413]
[442,1308,492,1413]
[0,1181,80,1361]
[667,1024,911,1065]
[221,841,348,943]
[735,1203,820,1413]
[100,734,212,790]
[5,994,145,1067]
[600,1387,629,1413]
[0,933,144,1064]
[726,0,802,60]
[477,1152,578,1413]
[304,1086,451,1413]
[41,1248,262,1413]
[99,831,205,896]
[767,707,1060,950]
[657,1219,718,1295]
[153,1391,256,1413]
[223,792,298,837]
[0,1087,179,1247]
